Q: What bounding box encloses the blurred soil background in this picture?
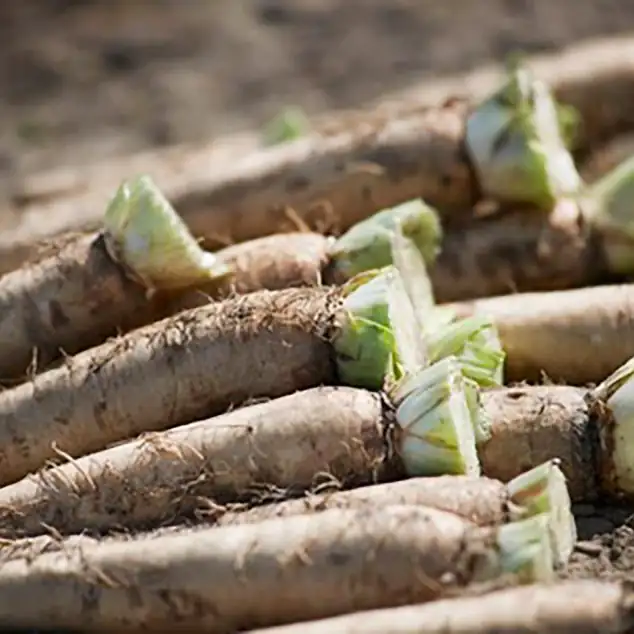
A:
[3,0,634,192]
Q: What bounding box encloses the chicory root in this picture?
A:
[179,168,634,306]
[3,178,631,386]
[211,462,576,567]
[467,355,634,503]
[450,283,634,384]
[0,462,576,572]
[212,476,514,529]
[245,580,634,634]
[0,505,554,632]
[0,268,415,486]
[169,152,634,305]
[0,358,484,537]
[0,230,332,384]
[174,196,441,310]
[0,233,154,384]
[0,175,232,383]
[0,179,441,383]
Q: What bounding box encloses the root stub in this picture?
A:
[478,385,599,502]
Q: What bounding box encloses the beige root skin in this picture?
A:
[0,286,338,487]
[245,580,634,634]
[169,205,607,311]
[214,232,332,295]
[0,386,395,538]
[430,203,607,303]
[0,506,510,633]
[0,477,506,562]
[214,476,509,530]
[449,283,634,385]
[478,385,599,502]
[0,477,509,560]
[173,232,333,312]
[0,217,621,389]
[0,233,161,384]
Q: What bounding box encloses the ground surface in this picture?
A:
[4,0,634,586]
[565,505,634,581]
[3,0,634,180]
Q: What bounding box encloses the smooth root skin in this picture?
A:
[479,385,599,502]
[0,386,396,538]
[173,232,333,313]
[450,284,634,385]
[215,232,331,295]
[0,287,338,487]
[246,580,634,634]
[0,506,503,633]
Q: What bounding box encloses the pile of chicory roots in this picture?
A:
[4,58,634,633]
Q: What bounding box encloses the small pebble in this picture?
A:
[574,540,603,557]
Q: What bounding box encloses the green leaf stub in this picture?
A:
[328,199,442,281]
[466,66,581,209]
[103,175,230,292]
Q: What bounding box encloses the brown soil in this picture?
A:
[4,0,634,593]
[564,505,634,581]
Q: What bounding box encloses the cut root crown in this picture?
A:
[494,513,555,583]
[328,198,442,281]
[389,356,481,477]
[506,460,576,567]
[594,355,634,497]
[102,175,231,292]
[333,266,424,390]
[388,221,506,392]
[465,63,581,209]
[427,315,506,388]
